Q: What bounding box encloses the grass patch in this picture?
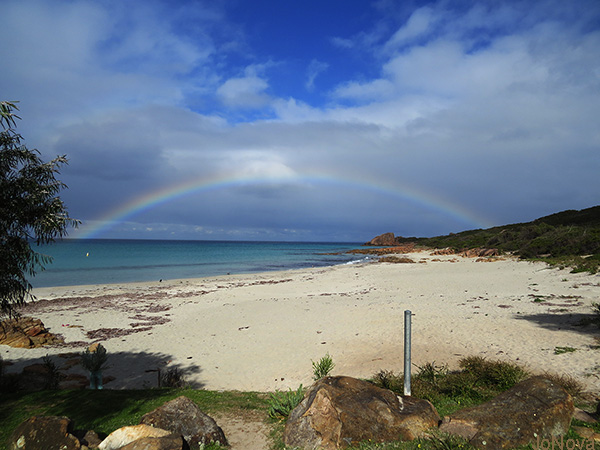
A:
[267,385,305,421]
[0,356,591,450]
[0,388,269,449]
[370,357,530,417]
[312,353,335,381]
[554,346,578,355]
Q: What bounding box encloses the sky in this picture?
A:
[1,0,599,242]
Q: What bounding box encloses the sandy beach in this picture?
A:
[3,250,600,395]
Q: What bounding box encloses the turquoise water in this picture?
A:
[30,239,367,287]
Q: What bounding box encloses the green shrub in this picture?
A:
[554,346,577,355]
[268,385,305,420]
[312,353,335,381]
[80,344,108,372]
[415,362,448,383]
[372,369,403,391]
[458,356,528,390]
[42,355,63,390]
[159,367,188,388]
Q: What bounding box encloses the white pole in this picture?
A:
[404,309,412,396]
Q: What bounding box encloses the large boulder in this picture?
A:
[98,425,172,450]
[140,396,228,447]
[439,376,574,450]
[284,376,440,449]
[364,233,398,246]
[9,416,81,450]
[0,317,64,348]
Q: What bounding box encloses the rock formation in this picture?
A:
[364,232,399,246]
[283,376,440,449]
[9,416,81,450]
[140,396,228,447]
[439,376,574,450]
[0,316,64,348]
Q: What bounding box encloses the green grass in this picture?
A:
[312,353,335,381]
[267,385,305,421]
[0,388,269,450]
[554,346,577,355]
[0,357,592,450]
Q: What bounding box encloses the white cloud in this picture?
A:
[2,0,599,240]
[305,60,329,91]
[217,75,270,108]
[384,6,435,51]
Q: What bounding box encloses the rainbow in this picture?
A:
[75,173,493,239]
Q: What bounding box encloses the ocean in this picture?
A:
[29,239,369,288]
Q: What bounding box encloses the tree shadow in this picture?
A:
[0,348,204,434]
[513,310,600,336]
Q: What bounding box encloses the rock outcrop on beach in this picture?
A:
[283,376,440,449]
[364,232,399,246]
[0,316,64,348]
[439,376,575,450]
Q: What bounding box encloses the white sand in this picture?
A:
[3,251,600,394]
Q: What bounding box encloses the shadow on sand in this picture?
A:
[0,348,205,435]
[513,309,600,337]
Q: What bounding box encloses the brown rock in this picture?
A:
[78,430,103,448]
[573,407,598,424]
[118,434,188,450]
[283,376,439,449]
[140,396,227,447]
[18,363,60,391]
[9,416,81,450]
[461,248,500,258]
[59,373,89,390]
[364,232,398,246]
[439,376,574,450]
[431,248,457,255]
[572,426,600,443]
[0,317,64,348]
[98,425,172,450]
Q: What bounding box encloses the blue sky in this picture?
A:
[1,0,599,242]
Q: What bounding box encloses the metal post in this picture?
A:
[404,309,412,396]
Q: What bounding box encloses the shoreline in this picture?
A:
[3,250,600,394]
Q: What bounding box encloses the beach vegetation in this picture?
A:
[80,344,109,373]
[554,346,577,355]
[0,101,78,318]
[0,388,269,449]
[370,357,530,417]
[395,205,600,273]
[42,354,63,390]
[267,385,305,421]
[159,366,188,388]
[312,352,335,380]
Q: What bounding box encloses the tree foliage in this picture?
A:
[0,101,78,317]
